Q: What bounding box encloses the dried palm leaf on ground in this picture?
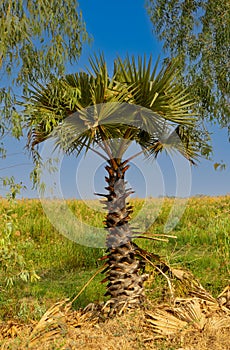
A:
[172,268,217,303]
[144,262,230,338]
[172,298,206,329]
[146,293,230,338]
[28,299,69,346]
[135,245,219,306]
[146,308,189,336]
[22,289,230,348]
[27,299,98,347]
[0,320,32,340]
[217,284,230,309]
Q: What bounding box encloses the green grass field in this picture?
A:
[0,195,229,324]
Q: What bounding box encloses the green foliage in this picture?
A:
[214,161,226,171]
[0,199,40,288]
[0,176,26,200]
[0,0,89,139]
[146,0,230,132]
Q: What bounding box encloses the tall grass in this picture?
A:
[0,195,229,322]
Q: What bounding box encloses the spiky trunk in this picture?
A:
[100,158,148,315]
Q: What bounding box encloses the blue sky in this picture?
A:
[0,0,229,199]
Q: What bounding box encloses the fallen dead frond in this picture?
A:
[0,320,32,340]
[172,298,206,330]
[28,299,69,346]
[144,261,230,340]
[27,299,98,347]
[146,289,230,339]
[146,308,188,335]
[217,284,230,309]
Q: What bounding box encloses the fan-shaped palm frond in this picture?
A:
[115,56,195,126]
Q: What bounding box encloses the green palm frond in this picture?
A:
[116,56,195,126]
[134,124,206,164]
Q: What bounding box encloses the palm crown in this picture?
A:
[25,54,202,165]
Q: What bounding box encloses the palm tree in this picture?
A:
[24,54,203,315]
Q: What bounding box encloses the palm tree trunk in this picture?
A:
[100,158,148,315]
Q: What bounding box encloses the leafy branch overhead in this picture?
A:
[0,0,90,138]
[146,0,230,132]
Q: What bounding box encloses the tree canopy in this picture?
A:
[25,55,206,165]
[0,0,89,141]
[23,54,210,189]
[146,0,230,134]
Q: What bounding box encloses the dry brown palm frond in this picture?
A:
[28,299,69,345]
[28,299,97,347]
[172,298,206,330]
[65,307,99,328]
[217,285,230,309]
[205,315,230,331]
[171,268,215,298]
[134,244,216,305]
[0,320,32,340]
[144,262,230,341]
[145,272,230,338]
[146,297,230,338]
[146,308,188,335]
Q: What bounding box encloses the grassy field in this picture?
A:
[0,195,229,348]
